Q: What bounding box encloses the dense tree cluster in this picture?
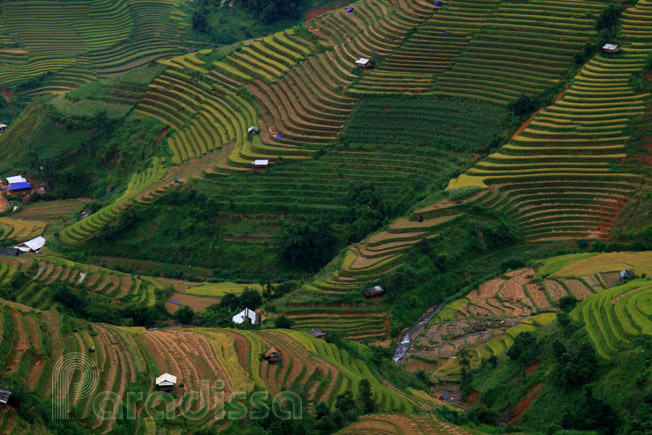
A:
[237,0,302,24]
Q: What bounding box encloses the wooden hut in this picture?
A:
[263,346,281,363]
[309,328,327,339]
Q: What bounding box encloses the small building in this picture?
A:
[355,57,374,68]
[0,389,11,406]
[252,159,269,169]
[345,6,354,13]
[0,247,21,257]
[602,43,621,54]
[232,307,258,325]
[15,236,46,253]
[619,270,634,282]
[363,285,385,299]
[0,124,6,133]
[263,346,281,363]
[6,175,31,192]
[248,126,259,135]
[88,345,96,353]
[155,373,177,389]
[309,328,326,340]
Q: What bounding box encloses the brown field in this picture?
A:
[560,278,594,299]
[165,292,221,313]
[526,283,551,309]
[543,279,570,301]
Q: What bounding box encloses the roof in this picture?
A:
[248,126,259,132]
[232,308,257,324]
[252,159,269,166]
[7,182,31,191]
[309,328,326,338]
[0,124,6,129]
[7,175,26,184]
[346,6,354,12]
[356,57,371,65]
[264,346,280,358]
[0,389,11,404]
[155,373,177,386]
[16,236,46,252]
[602,43,620,50]
[364,285,385,296]
[0,247,21,256]
[619,270,633,278]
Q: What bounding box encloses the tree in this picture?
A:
[274,315,294,329]
[239,288,263,309]
[357,379,378,414]
[559,296,579,313]
[174,305,195,325]
[219,293,240,311]
[596,4,624,32]
[507,331,539,365]
[278,218,337,271]
[335,391,358,422]
[508,94,537,117]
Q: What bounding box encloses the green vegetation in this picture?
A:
[342,96,510,152]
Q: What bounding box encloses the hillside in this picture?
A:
[1,0,652,433]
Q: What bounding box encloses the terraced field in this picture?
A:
[0,255,162,309]
[406,254,636,380]
[451,44,651,241]
[0,0,187,94]
[282,196,479,340]
[0,217,46,242]
[338,412,474,434]
[61,156,168,243]
[351,0,501,94]
[0,300,438,432]
[571,280,652,359]
[433,0,614,103]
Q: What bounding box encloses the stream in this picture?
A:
[392,303,443,365]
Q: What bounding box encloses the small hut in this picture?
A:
[309,328,326,340]
[15,236,46,253]
[0,247,21,257]
[363,285,385,299]
[248,126,259,135]
[355,57,374,68]
[155,373,177,392]
[602,43,621,54]
[263,346,281,363]
[252,159,269,169]
[0,124,6,133]
[619,270,634,282]
[0,389,11,406]
[5,175,31,192]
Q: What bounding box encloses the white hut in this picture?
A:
[252,159,269,169]
[155,373,177,388]
[232,308,258,325]
[15,236,46,253]
[355,57,374,68]
[602,43,621,54]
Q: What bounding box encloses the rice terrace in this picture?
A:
[1,0,652,433]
